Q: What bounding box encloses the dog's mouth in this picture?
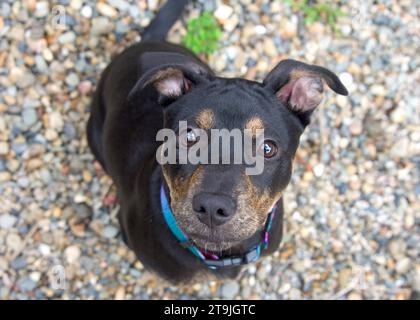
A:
[189,233,241,253]
[185,228,249,252]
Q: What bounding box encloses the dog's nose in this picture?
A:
[192,193,236,227]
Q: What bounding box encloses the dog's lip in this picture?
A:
[188,232,241,244]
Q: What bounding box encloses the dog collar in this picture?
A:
[160,184,277,269]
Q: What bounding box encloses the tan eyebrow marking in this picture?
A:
[195,108,215,130]
[245,116,265,136]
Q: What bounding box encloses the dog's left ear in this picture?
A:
[128,52,212,106]
[263,59,348,125]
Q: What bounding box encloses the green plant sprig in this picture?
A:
[285,0,346,32]
[182,12,222,56]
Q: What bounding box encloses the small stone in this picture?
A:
[103,225,119,239]
[42,48,54,62]
[220,281,239,299]
[0,214,17,229]
[388,239,406,260]
[65,73,79,87]
[303,171,314,182]
[263,38,278,57]
[338,268,353,289]
[78,80,92,94]
[214,4,233,23]
[70,0,83,10]
[91,17,114,35]
[10,257,26,270]
[390,107,406,124]
[108,0,130,12]
[18,277,37,292]
[114,286,126,300]
[371,84,386,96]
[255,25,267,35]
[64,245,81,264]
[0,172,11,182]
[0,142,9,155]
[22,108,38,127]
[224,14,238,32]
[81,5,93,19]
[390,138,410,158]
[38,243,51,256]
[97,2,117,18]
[348,292,363,300]
[7,233,23,251]
[313,163,324,177]
[69,217,87,237]
[58,32,76,44]
[349,121,363,135]
[280,19,297,39]
[147,0,159,11]
[339,72,353,88]
[89,219,104,236]
[30,271,41,283]
[49,111,64,131]
[63,122,77,140]
[35,1,49,18]
[395,257,411,274]
[404,213,415,230]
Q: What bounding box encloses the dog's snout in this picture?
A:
[192,193,236,227]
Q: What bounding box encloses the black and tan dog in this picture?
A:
[87,0,348,284]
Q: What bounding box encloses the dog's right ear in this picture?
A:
[128,52,212,106]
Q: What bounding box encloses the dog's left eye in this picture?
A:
[181,128,199,147]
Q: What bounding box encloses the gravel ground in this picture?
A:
[0,0,419,299]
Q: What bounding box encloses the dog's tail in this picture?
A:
[141,0,189,42]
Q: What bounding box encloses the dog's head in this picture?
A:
[130,52,348,252]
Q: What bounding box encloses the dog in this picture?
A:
[87,0,348,284]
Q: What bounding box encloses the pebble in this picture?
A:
[63,249,80,269]
[108,0,130,12]
[81,5,93,19]
[18,277,37,292]
[78,80,92,94]
[388,239,406,260]
[0,142,9,155]
[97,3,118,18]
[22,108,38,127]
[313,163,324,177]
[59,32,76,44]
[7,233,23,251]
[371,84,386,96]
[35,2,49,18]
[395,257,411,274]
[214,4,233,23]
[220,281,240,299]
[65,73,79,87]
[0,172,12,182]
[103,225,119,239]
[10,257,27,270]
[38,244,51,256]
[263,38,278,57]
[91,17,114,35]
[0,214,18,229]
[390,138,410,158]
[339,72,354,88]
[349,121,363,135]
